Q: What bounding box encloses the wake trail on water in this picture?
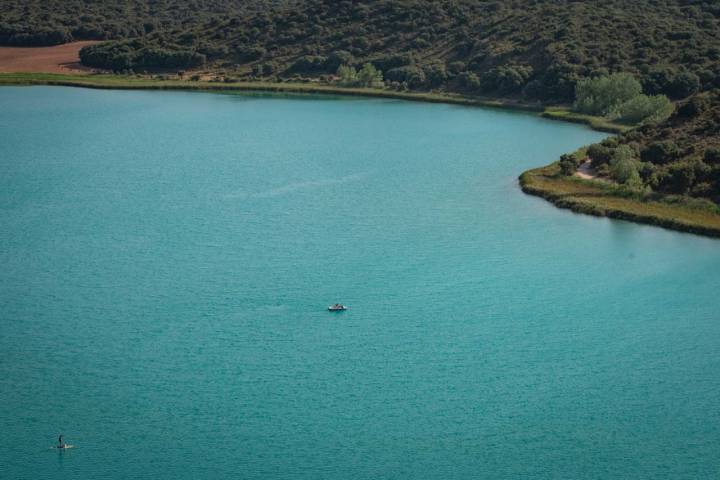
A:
[222,172,369,200]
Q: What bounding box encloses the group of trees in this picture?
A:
[559,153,582,176]
[565,89,720,202]
[336,63,383,88]
[80,40,206,71]
[608,145,642,187]
[574,73,673,125]
[0,0,271,45]
[0,0,268,71]
[0,24,72,46]
[3,0,719,103]
[610,94,675,125]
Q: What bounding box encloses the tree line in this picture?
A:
[3,0,719,104]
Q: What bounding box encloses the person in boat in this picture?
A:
[57,435,65,449]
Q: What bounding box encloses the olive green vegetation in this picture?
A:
[580,90,720,200]
[0,1,271,46]
[574,73,674,125]
[3,0,719,103]
[525,88,720,237]
[336,64,384,88]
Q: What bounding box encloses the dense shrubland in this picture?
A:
[0,1,270,47]
[578,90,720,203]
[3,0,720,101]
[3,0,720,203]
[79,40,207,71]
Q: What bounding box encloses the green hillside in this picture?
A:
[2,1,719,100]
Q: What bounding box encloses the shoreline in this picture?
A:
[540,108,631,134]
[1,73,631,132]
[5,72,718,238]
[0,72,549,112]
[519,163,720,238]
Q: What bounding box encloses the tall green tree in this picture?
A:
[357,63,383,87]
[574,73,642,116]
[336,65,356,84]
[609,145,640,184]
[609,94,674,124]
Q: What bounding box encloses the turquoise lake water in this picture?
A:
[1,86,719,479]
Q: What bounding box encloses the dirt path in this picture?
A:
[0,41,100,74]
[574,158,597,180]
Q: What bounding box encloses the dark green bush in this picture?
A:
[587,144,615,167]
[80,42,205,71]
[288,55,328,74]
[669,71,701,99]
[575,73,642,116]
[704,148,720,165]
[0,26,72,46]
[480,65,533,94]
[457,71,481,92]
[423,64,448,88]
[385,65,426,88]
[235,46,266,62]
[641,141,683,165]
[677,95,710,117]
[325,50,353,71]
[559,153,581,176]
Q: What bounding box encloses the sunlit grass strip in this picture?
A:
[4,73,636,132]
[542,107,630,134]
[520,162,720,238]
[0,72,546,112]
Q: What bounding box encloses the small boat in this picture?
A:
[328,304,348,311]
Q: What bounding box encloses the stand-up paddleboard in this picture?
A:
[51,445,75,450]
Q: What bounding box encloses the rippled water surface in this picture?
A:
[1,87,719,479]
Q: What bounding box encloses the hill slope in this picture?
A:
[3,1,719,101]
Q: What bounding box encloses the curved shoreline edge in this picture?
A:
[519,164,720,239]
[0,73,629,133]
[3,72,719,238]
[0,72,548,111]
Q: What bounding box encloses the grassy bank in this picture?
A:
[541,107,631,134]
[519,162,720,238]
[0,72,549,112]
[3,73,643,128]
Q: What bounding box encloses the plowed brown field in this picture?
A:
[0,41,100,73]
